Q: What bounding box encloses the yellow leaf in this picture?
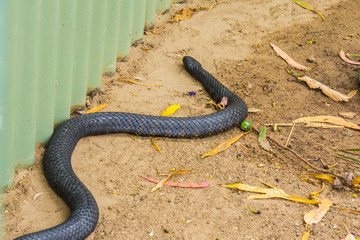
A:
[160,104,181,116]
[150,169,191,192]
[306,173,335,183]
[224,180,320,204]
[152,137,161,153]
[304,198,333,224]
[354,177,360,184]
[293,116,360,130]
[201,132,249,158]
[287,195,320,204]
[309,182,325,202]
[342,221,357,240]
[292,0,325,21]
[84,103,110,114]
[170,8,195,22]
[301,231,310,240]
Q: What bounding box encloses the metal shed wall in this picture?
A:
[0,0,183,191]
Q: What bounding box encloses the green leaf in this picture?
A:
[258,126,272,151]
[341,148,360,152]
[336,153,360,163]
[292,0,325,21]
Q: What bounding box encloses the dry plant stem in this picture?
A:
[253,127,341,178]
[285,124,295,147]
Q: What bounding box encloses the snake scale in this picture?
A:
[15,56,248,240]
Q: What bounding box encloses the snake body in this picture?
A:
[15,56,248,240]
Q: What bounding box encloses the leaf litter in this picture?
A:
[146,4,216,34]
[293,116,360,130]
[224,179,320,204]
[141,170,212,191]
[201,131,249,158]
[297,76,358,102]
[84,103,110,114]
[151,104,181,152]
[270,43,309,70]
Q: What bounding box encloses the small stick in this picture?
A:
[264,123,294,126]
[285,124,295,147]
[253,127,341,178]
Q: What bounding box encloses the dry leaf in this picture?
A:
[160,104,181,116]
[224,180,320,204]
[150,169,191,192]
[141,175,212,188]
[152,137,161,153]
[301,231,310,240]
[270,43,309,70]
[339,112,357,119]
[340,50,360,65]
[304,198,333,224]
[84,103,110,114]
[341,221,357,240]
[298,76,358,102]
[33,192,46,201]
[304,122,344,129]
[306,174,335,183]
[293,115,360,130]
[248,108,271,118]
[201,132,249,158]
[248,108,263,113]
[170,8,195,22]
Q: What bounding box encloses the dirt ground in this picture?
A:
[2,0,360,239]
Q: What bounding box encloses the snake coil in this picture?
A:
[15,56,248,240]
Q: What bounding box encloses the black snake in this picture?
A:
[15,56,248,240]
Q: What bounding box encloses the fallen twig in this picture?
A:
[285,124,295,147]
[253,127,341,178]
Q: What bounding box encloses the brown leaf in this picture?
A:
[270,43,308,70]
[340,50,360,65]
[298,76,358,102]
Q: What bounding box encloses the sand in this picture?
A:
[3,0,360,239]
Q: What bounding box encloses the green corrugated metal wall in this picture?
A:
[0,0,183,191]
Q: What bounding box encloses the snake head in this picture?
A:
[183,56,202,73]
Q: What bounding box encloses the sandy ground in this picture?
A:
[2,0,360,239]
